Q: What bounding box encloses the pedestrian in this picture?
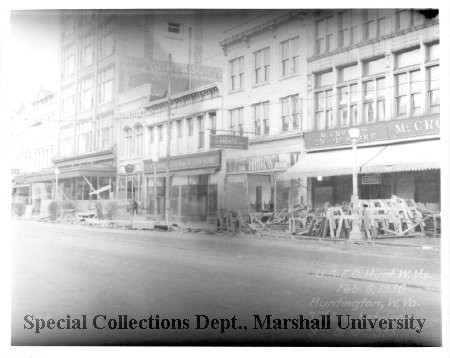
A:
[95,201,104,220]
[130,197,138,219]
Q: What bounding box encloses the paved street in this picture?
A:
[12,221,441,346]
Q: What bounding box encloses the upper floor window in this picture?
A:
[99,17,115,58]
[427,65,439,113]
[79,10,95,27]
[157,125,163,141]
[315,16,334,55]
[314,70,334,130]
[253,47,270,85]
[363,77,385,123]
[79,33,94,69]
[395,69,421,118]
[396,9,424,31]
[337,65,359,127]
[62,85,75,117]
[187,118,193,136]
[364,9,387,39]
[338,10,361,47]
[124,127,132,157]
[427,42,439,62]
[280,37,299,77]
[209,112,217,135]
[395,48,420,69]
[281,95,300,132]
[198,116,205,149]
[177,119,183,138]
[229,57,244,92]
[252,101,270,136]
[62,44,75,78]
[78,76,94,111]
[229,107,244,136]
[98,67,114,104]
[62,15,75,38]
[77,121,91,155]
[135,125,143,156]
[168,22,181,34]
[148,126,154,143]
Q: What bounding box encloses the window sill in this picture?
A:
[228,88,245,95]
[279,73,299,82]
[252,81,270,89]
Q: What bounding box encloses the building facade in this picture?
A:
[11,90,59,212]
[54,10,223,207]
[285,9,440,209]
[118,83,224,223]
[219,10,309,214]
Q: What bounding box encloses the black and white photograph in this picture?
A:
[4,4,448,353]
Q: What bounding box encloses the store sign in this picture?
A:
[226,153,291,173]
[144,150,221,174]
[362,174,381,185]
[210,135,249,149]
[124,164,135,173]
[304,115,440,150]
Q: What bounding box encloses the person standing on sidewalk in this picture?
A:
[130,197,138,223]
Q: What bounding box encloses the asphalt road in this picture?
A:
[11,221,441,346]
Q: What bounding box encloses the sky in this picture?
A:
[10,10,59,109]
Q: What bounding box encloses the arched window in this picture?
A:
[124,127,132,157]
[135,125,143,156]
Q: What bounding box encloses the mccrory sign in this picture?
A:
[304,115,439,150]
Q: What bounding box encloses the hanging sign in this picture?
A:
[210,134,249,150]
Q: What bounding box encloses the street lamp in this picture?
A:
[54,167,60,201]
[152,156,159,217]
[348,127,363,241]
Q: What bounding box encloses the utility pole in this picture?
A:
[165,53,172,224]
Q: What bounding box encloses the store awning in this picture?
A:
[284,140,440,178]
[22,165,117,184]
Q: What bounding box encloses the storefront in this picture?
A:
[117,163,144,205]
[287,115,440,209]
[225,152,304,213]
[143,150,222,222]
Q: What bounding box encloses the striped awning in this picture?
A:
[284,140,440,178]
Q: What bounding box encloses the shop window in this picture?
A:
[254,47,270,84]
[229,56,244,91]
[280,37,299,77]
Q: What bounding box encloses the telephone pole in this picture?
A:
[165,53,172,224]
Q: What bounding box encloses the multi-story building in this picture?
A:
[53,9,223,207]
[285,9,440,209]
[219,10,309,213]
[11,89,59,212]
[118,83,224,223]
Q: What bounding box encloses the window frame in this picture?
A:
[253,47,270,85]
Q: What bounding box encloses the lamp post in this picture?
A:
[348,127,363,241]
[54,167,60,201]
[152,156,159,217]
